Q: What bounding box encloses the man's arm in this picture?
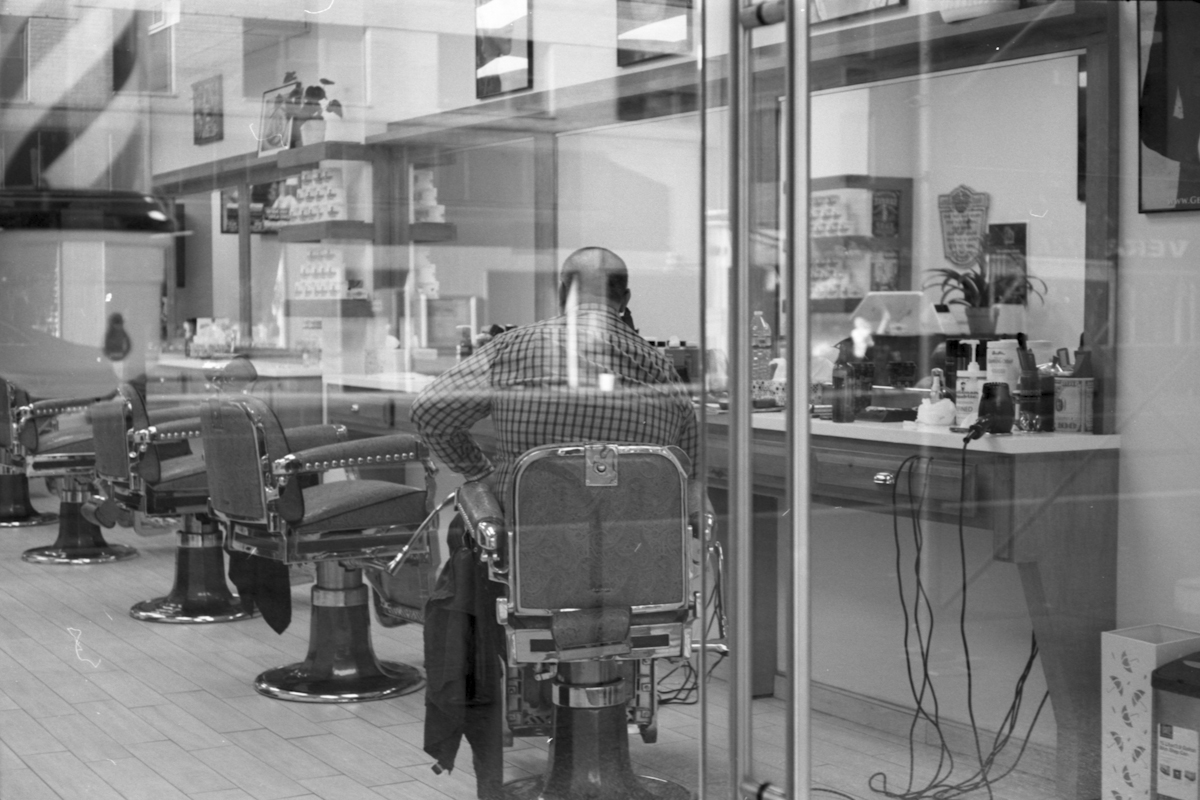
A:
[410,342,498,482]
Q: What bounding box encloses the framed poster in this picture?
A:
[811,0,904,24]
[475,0,532,99]
[191,75,223,145]
[257,81,298,158]
[617,0,693,67]
[1138,0,1200,213]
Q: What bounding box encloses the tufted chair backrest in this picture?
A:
[508,443,690,617]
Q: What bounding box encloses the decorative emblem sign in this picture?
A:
[938,184,991,267]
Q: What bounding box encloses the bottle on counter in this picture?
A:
[831,358,855,423]
[955,340,986,427]
[455,325,474,362]
[751,311,773,382]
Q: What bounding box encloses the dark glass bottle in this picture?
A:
[979,382,1015,434]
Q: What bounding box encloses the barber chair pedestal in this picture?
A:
[502,661,691,800]
[0,470,56,527]
[22,477,137,564]
[131,516,249,623]
[255,560,423,703]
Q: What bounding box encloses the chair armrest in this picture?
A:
[146,403,204,425]
[135,418,202,446]
[284,424,346,453]
[273,432,427,476]
[21,395,102,421]
[456,480,506,551]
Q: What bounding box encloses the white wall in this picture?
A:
[1114,2,1200,633]
[557,114,702,345]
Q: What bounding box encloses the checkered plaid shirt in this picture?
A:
[410,303,698,501]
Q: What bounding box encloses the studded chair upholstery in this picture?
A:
[0,376,55,527]
[202,393,437,702]
[12,387,137,565]
[90,384,252,624]
[457,442,697,800]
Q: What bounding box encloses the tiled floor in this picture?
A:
[0,485,1048,800]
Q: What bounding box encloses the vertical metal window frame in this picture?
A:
[706,1,808,798]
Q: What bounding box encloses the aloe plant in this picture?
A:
[923,258,1046,307]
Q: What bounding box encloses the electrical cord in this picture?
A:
[867,442,1049,800]
[658,567,728,705]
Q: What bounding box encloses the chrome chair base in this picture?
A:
[503,775,692,800]
[0,473,56,527]
[255,659,424,703]
[23,544,138,565]
[253,563,425,703]
[130,527,250,624]
[0,513,57,528]
[130,596,250,624]
[502,663,691,800]
[22,499,137,565]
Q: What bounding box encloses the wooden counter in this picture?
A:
[706,412,1119,800]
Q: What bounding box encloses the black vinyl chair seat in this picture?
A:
[31,428,93,455]
[154,453,206,492]
[292,480,427,536]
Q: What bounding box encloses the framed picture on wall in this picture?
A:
[191,75,223,145]
[616,0,693,68]
[1137,0,1200,213]
[811,0,904,24]
[475,0,532,99]
[257,81,298,158]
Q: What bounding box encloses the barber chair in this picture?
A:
[89,384,252,623]
[457,443,698,800]
[15,390,137,565]
[202,393,436,702]
[0,377,56,527]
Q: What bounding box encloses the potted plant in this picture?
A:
[282,72,343,147]
[923,256,1047,334]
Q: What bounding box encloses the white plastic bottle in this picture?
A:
[955,340,986,427]
[751,311,773,382]
[986,338,1021,393]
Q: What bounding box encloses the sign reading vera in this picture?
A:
[938,185,991,267]
[1156,723,1200,800]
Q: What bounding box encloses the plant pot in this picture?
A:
[299,118,326,147]
[965,306,998,334]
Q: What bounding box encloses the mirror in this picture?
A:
[810,55,1086,363]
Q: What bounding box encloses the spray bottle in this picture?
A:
[955,340,986,427]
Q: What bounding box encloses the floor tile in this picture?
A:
[0,767,62,800]
[20,751,126,800]
[192,743,312,799]
[38,713,132,763]
[88,756,192,800]
[291,734,412,787]
[125,739,238,794]
[0,709,65,756]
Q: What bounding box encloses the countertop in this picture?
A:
[154,354,325,379]
[709,411,1120,454]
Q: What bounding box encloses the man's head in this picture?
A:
[558,247,631,313]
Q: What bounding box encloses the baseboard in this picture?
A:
[796,678,1057,782]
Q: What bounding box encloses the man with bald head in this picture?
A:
[410,248,699,797]
[412,246,696,501]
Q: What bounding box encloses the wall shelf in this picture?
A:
[407,222,456,243]
[284,298,374,318]
[277,220,375,242]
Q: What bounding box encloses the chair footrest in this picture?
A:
[508,621,689,664]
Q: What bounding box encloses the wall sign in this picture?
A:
[191,75,223,145]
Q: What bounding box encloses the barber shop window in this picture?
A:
[0,15,29,103]
[112,10,173,95]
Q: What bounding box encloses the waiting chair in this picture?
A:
[14,389,137,565]
[457,442,698,800]
[202,393,436,702]
[89,383,253,623]
[0,376,56,527]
